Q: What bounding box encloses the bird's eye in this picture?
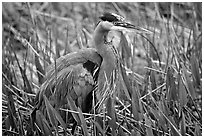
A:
[113,22,117,25]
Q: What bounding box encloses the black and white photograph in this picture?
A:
[1,2,202,136]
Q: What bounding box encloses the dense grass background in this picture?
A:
[2,2,202,136]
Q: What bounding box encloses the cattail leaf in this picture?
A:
[20,67,33,94]
[144,114,153,136]
[170,74,178,102]
[179,76,188,108]
[5,116,11,131]
[131,81,144,121]
[119,64,131,100]
[131,125,141,136]
[82,28,92,44]
[35,110,53,136]
[195,124,201,136]
[64,25,72,55]
[166,67,171,96]
[92,120,105,136]
[120,32,131,67]
[17,109,24,135]
[53,24,60,58]
[190,54,200,86]
[180,110,186,136]
[150,71,157,91]
[169,117,181,136]
[131,90,140,121]
[52,106,67,130]
[77,107,88,136]
[35,54,45,85]
[106,96,117,135]
[125,119,132,131]
[149,108,159,121]
[67,93,81,125]
[44,95,57,129]
[35,110,47,134]
[157,101,168,131]
[147,58,157,100]
[149,41,159,61]
[117,125,126,136]
[182,64,196,99]
[76,32,83,49]
[22,69,33,93]
[166,67,178,102]
[150,108,167,131]
[159,101,181,136]
[6,90,17,130]
[131,131,140,136]
[14,51,33,93]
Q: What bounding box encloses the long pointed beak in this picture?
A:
[113,21,152,34]
[114,21,136,29]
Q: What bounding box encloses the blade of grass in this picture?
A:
[131,89,141,121]
[106,96,117,135]
[66,94,81,126]
[92,120,105,136]
[77,107,88,136]
[144,114,153,136]
[35,54,45,85]
[152,99,181,136]
[44,95,58,131]
[35,110,53,135]
[182,64,196,99]
[180,110,186,136]
[179,74,188,108]
[190,54,200,87]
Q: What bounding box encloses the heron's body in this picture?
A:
[34,48,102,114]
[32,12,140,135]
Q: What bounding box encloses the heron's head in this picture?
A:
[98,12,136,32]
[98,12,151,33]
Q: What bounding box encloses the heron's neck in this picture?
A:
[93,23,117,69]
[93,23,110,56]
[93,22,119,99]
[93,23,117,79]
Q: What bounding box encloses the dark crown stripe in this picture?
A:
[99,12,124,22]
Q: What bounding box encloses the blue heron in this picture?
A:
[32,12,145,135]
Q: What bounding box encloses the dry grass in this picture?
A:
[2,2,202,136]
